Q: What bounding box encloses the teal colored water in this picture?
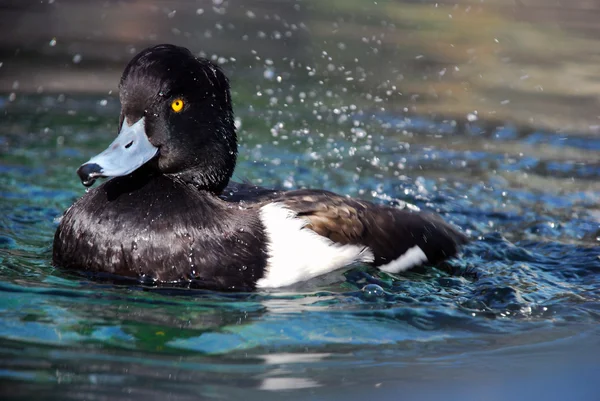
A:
[1,92,599,400]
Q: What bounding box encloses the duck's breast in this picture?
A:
[53,175,267,291]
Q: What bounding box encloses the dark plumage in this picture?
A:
[53,44,468,291]
[221,187,466,267]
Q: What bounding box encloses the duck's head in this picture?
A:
[77,44,237,194]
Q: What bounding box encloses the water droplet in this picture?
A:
[352,127,367,138]
[263,68,275,80]
[362,284,385,301]
[49,38,57,47]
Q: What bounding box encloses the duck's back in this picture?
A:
[53,174,267,291]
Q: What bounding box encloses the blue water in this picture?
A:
[1,92,599,400]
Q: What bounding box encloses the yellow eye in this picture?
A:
[171,99,184,112]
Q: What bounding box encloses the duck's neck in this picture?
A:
[163,120,238,195]
[171,164,233,195]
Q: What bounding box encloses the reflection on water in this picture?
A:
[1,0,600,400]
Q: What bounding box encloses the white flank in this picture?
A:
[377,245,428,274]
[257,203,374,288]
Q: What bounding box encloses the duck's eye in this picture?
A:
[171,99,184,113]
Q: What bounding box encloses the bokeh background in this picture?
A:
[2,0,600,134]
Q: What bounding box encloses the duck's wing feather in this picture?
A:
[242,188,468,272]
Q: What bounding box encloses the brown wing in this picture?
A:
[223,184,468,268]
[221,184,368,243]
[266,189,369,245]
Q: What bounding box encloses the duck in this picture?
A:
[52,44,468,292]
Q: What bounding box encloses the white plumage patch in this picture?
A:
[377,245,428,274]
[256,203,374,288]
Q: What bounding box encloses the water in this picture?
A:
[1,1,600,400]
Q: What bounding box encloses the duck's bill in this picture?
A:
[76,117,158,187]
